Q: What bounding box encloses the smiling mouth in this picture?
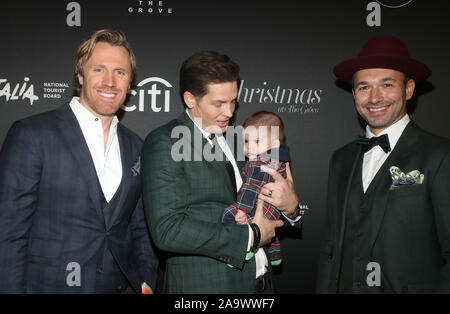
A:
[367,104,391,114]
[97,90,118,100]
[369,106,387,112]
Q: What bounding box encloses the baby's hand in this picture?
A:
[235,210,249,225]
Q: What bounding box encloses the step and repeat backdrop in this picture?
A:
[1,0,449,293]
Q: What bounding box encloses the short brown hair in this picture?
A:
[74,29,136,94]
[179,50,240,100]
[243,111,285,145]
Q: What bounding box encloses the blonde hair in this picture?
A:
[74,29,136,94]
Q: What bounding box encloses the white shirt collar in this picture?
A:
[69,96,119,127]
[365,114,410,152]
[185,109,226,145]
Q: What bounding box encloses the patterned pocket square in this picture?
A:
[131,157,141,176]
[389,166,424,190]
[141,282,153,294]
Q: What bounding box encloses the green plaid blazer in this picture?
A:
[142,111,258,293]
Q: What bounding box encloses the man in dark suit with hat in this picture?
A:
[316,36,450,293]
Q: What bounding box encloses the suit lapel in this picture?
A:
[55,103,106,228]
[178,111,240,196]
[107,125,132,228]
[337,145,362,249]
[177,111,210,161]
[369,122,421,248]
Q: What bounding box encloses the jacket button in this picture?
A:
[355,281,362,286]
[97,268,103,273]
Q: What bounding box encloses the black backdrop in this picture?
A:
[1,0,449,293]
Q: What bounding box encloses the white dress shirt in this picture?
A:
[362,114,410,192]
[70,97,122,202]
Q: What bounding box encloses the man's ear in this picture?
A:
[183,91,197,109]
[77,73,84,86]
[405,79,415,101]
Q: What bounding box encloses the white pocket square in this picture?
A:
[389,166,424,190]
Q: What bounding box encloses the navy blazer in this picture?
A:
[0,103,157,293]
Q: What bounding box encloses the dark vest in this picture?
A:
[95,180,130,293]
[338,154,380,293]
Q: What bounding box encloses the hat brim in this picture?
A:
[334,55,431,85]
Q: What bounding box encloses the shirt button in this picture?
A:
[95,118,99,122]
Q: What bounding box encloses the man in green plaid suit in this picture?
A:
[142,51,302,293]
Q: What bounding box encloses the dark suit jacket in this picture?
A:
[142,111,301,293]
[316,122,450,293]
[0,103,158,293]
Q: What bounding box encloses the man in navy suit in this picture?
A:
[0,29,157,293]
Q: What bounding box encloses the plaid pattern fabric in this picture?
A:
[142,112,256,293]
[222,149,289,265]
[0,103,158,293]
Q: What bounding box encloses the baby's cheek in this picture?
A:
[258,142,270,154]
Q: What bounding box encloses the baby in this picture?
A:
[221,110,290,266]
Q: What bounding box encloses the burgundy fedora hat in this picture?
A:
[334,36,431,85]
